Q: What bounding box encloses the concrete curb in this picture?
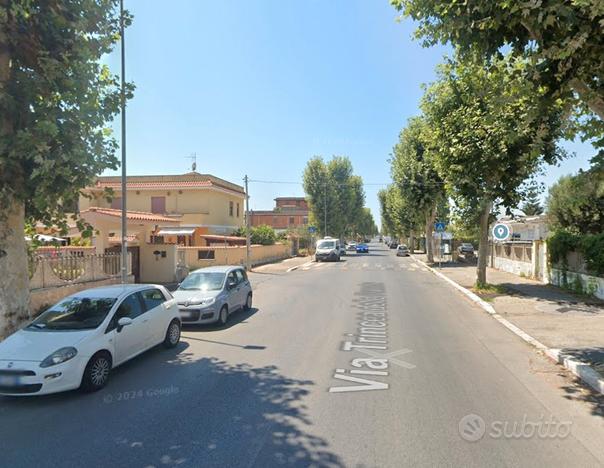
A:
[411,256,604,395]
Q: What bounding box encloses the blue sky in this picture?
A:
[104,0,595,227]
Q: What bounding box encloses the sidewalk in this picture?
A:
[251,255,313,274]
[413,254,604,391]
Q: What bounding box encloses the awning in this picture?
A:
[157,228,195,236]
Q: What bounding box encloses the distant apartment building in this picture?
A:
[250,197,309,231]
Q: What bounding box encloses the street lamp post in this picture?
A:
[120,0,128,283]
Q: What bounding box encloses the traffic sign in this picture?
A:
[308,226,317,234]
[492,223,511,241]
[434,222,446,232]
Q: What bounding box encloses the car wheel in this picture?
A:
[81,352,112,393]
[244,293,253,311]
[163,320,181,349]
[218,305,228,326]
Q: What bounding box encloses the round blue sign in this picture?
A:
[492,223,511,241]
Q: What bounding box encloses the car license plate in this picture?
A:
[180,310,194,318]
[0,374,20,387]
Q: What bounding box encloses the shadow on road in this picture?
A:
[0,342,344,467]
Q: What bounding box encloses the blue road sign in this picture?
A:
[434,222,446,232]
[492,223,511,241]
[308,226,317,234]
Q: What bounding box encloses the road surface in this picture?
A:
[1,242,603,467]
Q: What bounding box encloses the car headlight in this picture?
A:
[200,297,216,307]
[40,347,78,368]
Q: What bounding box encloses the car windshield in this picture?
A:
[317,240,336,249]
[28,297,116,331]
[179,272,225,291]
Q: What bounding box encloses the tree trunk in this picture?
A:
[425,206,437,263]
[409,230,415,254]
[476,200,493,287]
[0,199,31,338]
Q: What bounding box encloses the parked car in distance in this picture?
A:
[339,244,347,256]
[346,242,357,251]
[356,243,369,253]
[389,242,398,249]
[457,243,475,255]
[0,284,181,396]
[173,266,253,326]
[315,237,341,262]
[396,245,410,257]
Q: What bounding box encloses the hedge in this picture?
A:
[547,230,604,276]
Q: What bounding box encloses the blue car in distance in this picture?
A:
[356,243,369,254]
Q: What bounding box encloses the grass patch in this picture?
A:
[473,283,507,294]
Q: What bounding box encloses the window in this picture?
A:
[229,201,234,217]
[226,271,237,287]
[236,203,240,217]
[116,293,145,320]
[303,217,308,225]
[111,197,122,210]
[140,288,166,311]
[289,217,295,225]
[29,297,116,331]
[197,250,215,260]
[179,271,224,291]
[107,292,145,332]
[234,269,245,284]
[150,235,165,244]
[151,196,166,214]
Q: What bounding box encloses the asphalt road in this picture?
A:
[1,242,603,467]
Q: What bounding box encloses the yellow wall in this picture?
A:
[139,242,178,283]
[79,188,244,229]
[179,244,290,270]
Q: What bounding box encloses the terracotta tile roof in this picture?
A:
[81,207,179,223]
[91,172,245,194]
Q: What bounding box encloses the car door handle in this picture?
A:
[143,319,149,323]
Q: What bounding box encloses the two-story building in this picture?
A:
[250,197,309,232]
[79,171,245,238]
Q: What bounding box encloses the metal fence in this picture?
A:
[29,253,130,290]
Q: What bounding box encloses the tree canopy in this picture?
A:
[420,53,566,284]
[0,0,132,229]
[302,156,370,238]
[391,0,604,123]
[547,166,604,235]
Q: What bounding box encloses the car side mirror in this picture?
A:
[228,280,237,289]
[117,317,133,332]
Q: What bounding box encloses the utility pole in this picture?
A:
[120,0,128,284]
[244,175,251,270]
[324,183,327,237]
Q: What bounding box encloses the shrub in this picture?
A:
[580,233,604,276]
[250,225,276,246]
[547,230,580,267]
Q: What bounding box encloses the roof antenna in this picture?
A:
[186,153,197,172]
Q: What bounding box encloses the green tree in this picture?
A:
[521,188,544,216]
[391,116,445,262]
[0,0,131,336]
[421,54,566,286]
[391,0,604,123]
[302,156,365,238]
[547,167,604,235]
[378,184,417,246]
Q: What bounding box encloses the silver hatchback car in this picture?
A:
[172,266,253,325]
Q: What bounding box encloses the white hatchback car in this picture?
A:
[0,284,181,396]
